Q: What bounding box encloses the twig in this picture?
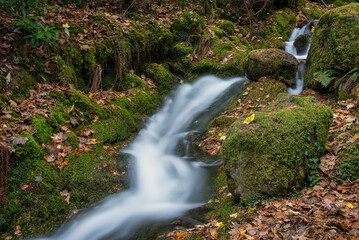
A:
[320,0,329,8]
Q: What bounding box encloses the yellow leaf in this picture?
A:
[352,133,359,141]
[243,114,255,124]
[347,203,357,209]
[216,222,224,228]
[93,115,99,123]
[341,210,349,217]
[248,206,255,213]
[218,133,224,137]
[89,92,93,98]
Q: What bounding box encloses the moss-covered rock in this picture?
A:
[243,48,298,86]
[219,20,235,35]
[305,4,359,92]
[222,94,333,200]
[294,34,310,54]
[147,63,178,96]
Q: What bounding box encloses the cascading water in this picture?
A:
[36,76,246,240]
[286,23,312,95]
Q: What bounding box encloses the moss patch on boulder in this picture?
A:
[222,94,333,201]
[305,3,359,92]
[210,78,287,128]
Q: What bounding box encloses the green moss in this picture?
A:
[206,173,240,222]
[127,21,174,62]
[131,88,161,117]
[211,27,224,38]
[50,104,69,126]
[61,144,122,205]
[191,57,220,75]
[305,4,359,91]
[83,47,97,71]
[111,96,133,111]
[222,95,333,200]
[9,69,37,99]
[335,144,359,181]
[5,133,121,238]
[68,89,108,121]
[63,43,83,68]
[301,3,325,19]
[53,55,76,86]
[118,74,148,92]
[171,12,205,40]
[218,50,246,77]
[68,23,84,36]
[67,132,79,149]
[28,54,45,75]
[211,78,287,129]
[219,20,235,35]
[32,115,54,144]
[171,42,194,57]
[148,63,178,96]
[93,109,137,144]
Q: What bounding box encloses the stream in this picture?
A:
[286,23,312,95]
[36,76,246,240]
[35,24,314,240]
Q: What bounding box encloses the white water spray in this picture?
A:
[36,76,246,240]
[286,23,312,95]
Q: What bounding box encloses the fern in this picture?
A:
[313,70,338,88]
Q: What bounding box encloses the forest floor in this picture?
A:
[1,1,358,239]
[164,91,359,239]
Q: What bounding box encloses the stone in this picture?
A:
[293,34,309,54]
[243,48,298,86]
[305,4,359,92]
[222,94,332,200]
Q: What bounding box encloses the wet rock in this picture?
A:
[293,34,309,54]
[305,4,359,92]
[243,48,298,86]
[222,94,332,200]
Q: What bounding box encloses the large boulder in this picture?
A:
[243,48,298,86]
[222,94,332,200]
[305,4,359,92]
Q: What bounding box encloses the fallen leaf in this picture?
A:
[60,190,70,204]
[11,136,28,145]
[347,203,357,209]
[243,114,255,124]
[70,118,79,127]
[34,176,43,183]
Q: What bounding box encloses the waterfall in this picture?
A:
[36,76,246,240]
[286,23,312,95]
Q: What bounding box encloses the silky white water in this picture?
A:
[36,75,246,240]
[286,23,311,95]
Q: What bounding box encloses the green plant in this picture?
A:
[14,14,60,48]
[308,157,319,186]
[313,70,338,88]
